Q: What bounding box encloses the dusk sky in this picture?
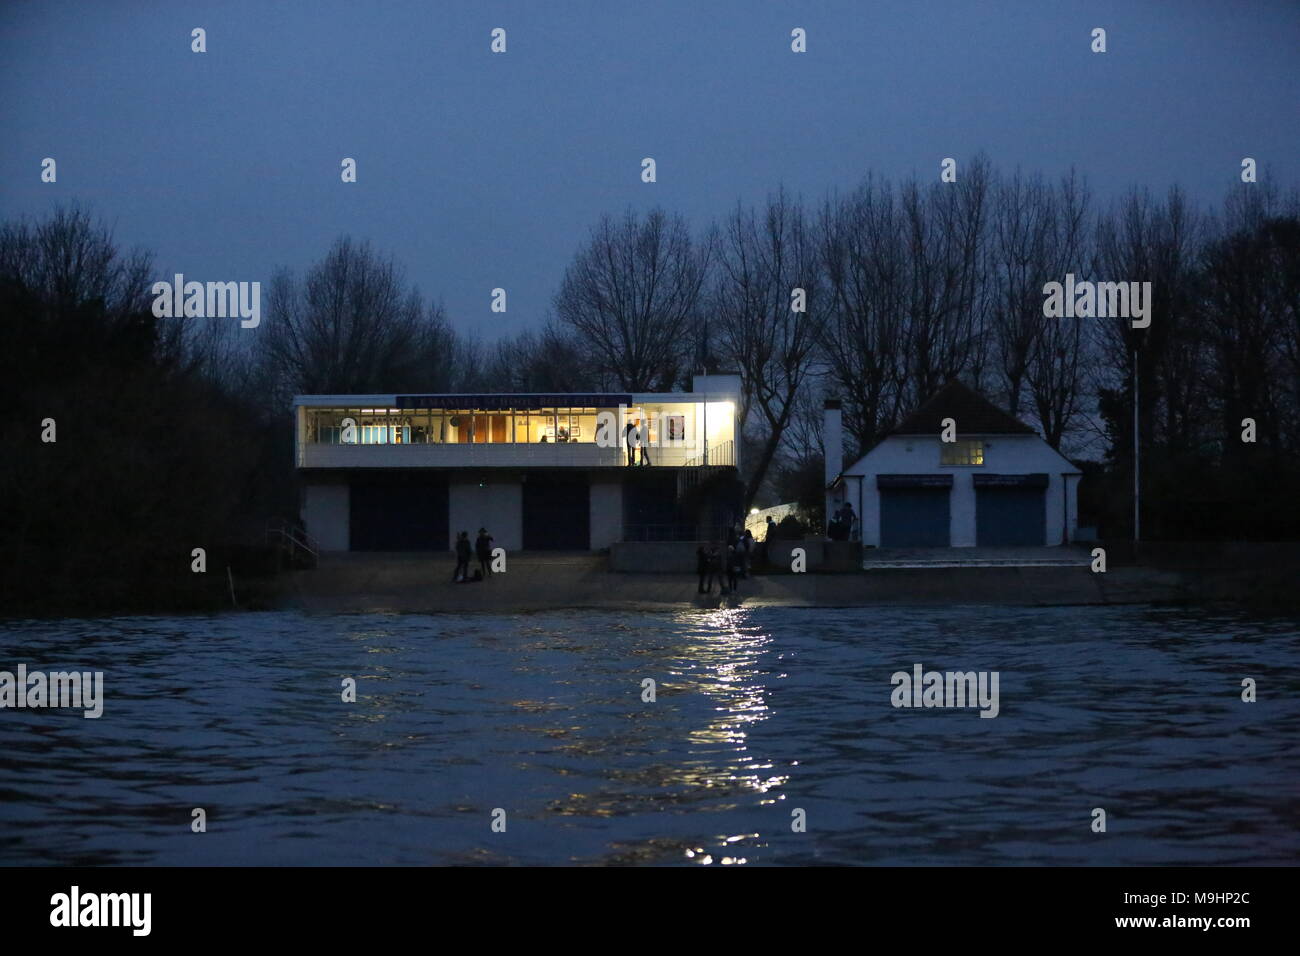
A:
[3,0,1297,339]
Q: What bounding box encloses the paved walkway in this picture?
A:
[279,551,1184,613]
[863,546,1093,569]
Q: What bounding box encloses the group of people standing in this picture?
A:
[696,527,755,595]
[827,501,858,542]
[452,528,495,583]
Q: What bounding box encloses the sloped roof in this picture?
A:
[890,380,1036,436]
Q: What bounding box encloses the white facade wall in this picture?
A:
[301,442,625,470]
[843,434,1079,548]
[589,479,623,550]
[303,481,350,552]
[448,479,522,552]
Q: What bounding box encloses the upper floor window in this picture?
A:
[940,439,984,466]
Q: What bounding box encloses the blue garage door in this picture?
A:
[975,475,1047,546]
[879,476,952,547]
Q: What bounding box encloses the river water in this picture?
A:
[1,605,1296,866]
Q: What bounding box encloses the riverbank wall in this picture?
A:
[277,551,1235,614]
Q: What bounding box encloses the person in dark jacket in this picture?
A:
[696,544,712,594]
[624,420,637,466]
[453,531,472,582]
[761,515,776,565]
[725,544,741,593]
[475,528,494,577]
[711,543,727,594]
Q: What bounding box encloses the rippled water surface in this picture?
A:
[1,606,1297,865]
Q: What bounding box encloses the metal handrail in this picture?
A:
[683,440,734,469]
[266,518,320,565]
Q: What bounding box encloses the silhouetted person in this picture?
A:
[476,528,494,577]
[726,544,741,593]
[711,544,727,593]
[637,422,651,465]
[624,420,637,466]
[696,545,711,594]
[740,529,754,577]
[453,531,471,582]
[841,501,857,541]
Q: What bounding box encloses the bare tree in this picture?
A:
[990,170,1058,417]
[260,237,449,404]
[899,155,993,407]
[553,208,710,391]
[0,203,161,374]
[713,187,823,510]
[817,176,908,456]
[1200,183,1300,461]
[1019,169,1092,448]
[478,322,601,392]
[1094,186,1207,457]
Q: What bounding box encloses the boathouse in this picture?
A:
[825,382,1081,548]
[294,375,742,552]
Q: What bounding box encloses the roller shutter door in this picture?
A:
[878,475,952,547]
[975,474,1047,546]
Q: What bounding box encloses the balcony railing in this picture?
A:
[683,440,734,468]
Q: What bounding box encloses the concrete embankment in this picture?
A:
[279,552,1194,614]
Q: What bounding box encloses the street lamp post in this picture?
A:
[1133,344,1141,547]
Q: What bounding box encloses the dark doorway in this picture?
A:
[350,475,448,551]
[522,474,590,550]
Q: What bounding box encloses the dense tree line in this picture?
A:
[0,207,264,611]
[4,165,1298,610]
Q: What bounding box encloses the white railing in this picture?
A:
[683,440,735,468]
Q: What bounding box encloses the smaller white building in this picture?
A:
[825,382,1081,548]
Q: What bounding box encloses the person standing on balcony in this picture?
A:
[453,531,472,583]
[476,528,494,577]
[637,420,651,466]
[624,419,637,466]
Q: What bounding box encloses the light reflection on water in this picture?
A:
[0,605,1297,866]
